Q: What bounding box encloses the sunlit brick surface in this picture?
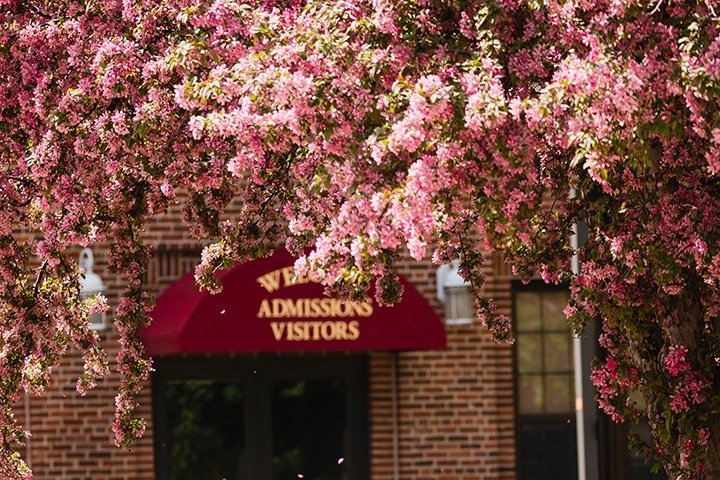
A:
[21,204,518,479]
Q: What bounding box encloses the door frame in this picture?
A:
[152,355,369,480]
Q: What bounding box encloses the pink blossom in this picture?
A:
[2,1,720,477]
[665,345,691,377]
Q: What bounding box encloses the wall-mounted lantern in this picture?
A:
[79,248,107,331]
[436,261,474,326]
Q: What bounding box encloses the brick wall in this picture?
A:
[364,255,515,480]
[20,256,156,480]
[20,202,519,480]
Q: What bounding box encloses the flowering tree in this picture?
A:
[1,0,720,477]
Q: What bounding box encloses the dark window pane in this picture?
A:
[518,423,545,480]
[542,291,570,331]
[516,292,542,331]
[272,378,347,480]
[545,374,574,414]
[517,333,543,374]
[165,380,246,480]
[518,419,578,480]
[518,375,544,414]
[543,421,579,478]
[544,333,571,373]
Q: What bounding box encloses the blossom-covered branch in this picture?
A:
[2,0,720,477]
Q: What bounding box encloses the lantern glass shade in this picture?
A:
[80,289,107,331]
[436,262,475,326]
[79,248,107,331]
[443,285,474,325]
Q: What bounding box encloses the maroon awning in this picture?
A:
[141,249,446,355]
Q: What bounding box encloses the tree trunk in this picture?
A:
[699,417,720,479]
[636,273,720,480]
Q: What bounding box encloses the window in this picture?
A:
[514,286,578,480]
[152,357,369,480]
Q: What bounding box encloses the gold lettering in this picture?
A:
[310,321,321,340]
[271,299,286,317]
[257,270,282,293]
[347,321,360,340]
[281,267,295,287]
[270,321,359,342]
[320,298,332,316]
[256,266,317,293]
[292,321,309,340]
[340,301,354,317]
[354,301,373,317]
[284,299,299,317]
[302,298,311,316]
[335,321,348,340]
[321,321,335,340]
[257,299,272,318]
[270,322,285,341]
[258,298,376,319]
[309,299,322,317]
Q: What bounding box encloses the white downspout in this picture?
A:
[391,352,400,480]
[572,199,599,480]
[24,391,32,470]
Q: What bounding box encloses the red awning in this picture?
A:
[141,249,446,355]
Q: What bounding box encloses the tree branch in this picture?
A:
[650,0,665,15]
[33,260,49,297]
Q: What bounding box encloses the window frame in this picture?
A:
[512,280,578,480]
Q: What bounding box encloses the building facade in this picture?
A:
[17,203,660,480]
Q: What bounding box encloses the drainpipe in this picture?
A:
[24,391,32,470]
[391,352,400,480]
[572,212,600,480]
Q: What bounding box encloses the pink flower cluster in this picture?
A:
[669,372,709,414]
[2,0,720,477]
[665,345,691,377]
[591,357,638,423]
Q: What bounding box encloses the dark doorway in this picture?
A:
[152,356,369,480]
[599,414,667,480]
[513,285,578,480]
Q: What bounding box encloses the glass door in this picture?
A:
[164,379,248,480]
[153,357,368,480]
[271,378,348,480]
